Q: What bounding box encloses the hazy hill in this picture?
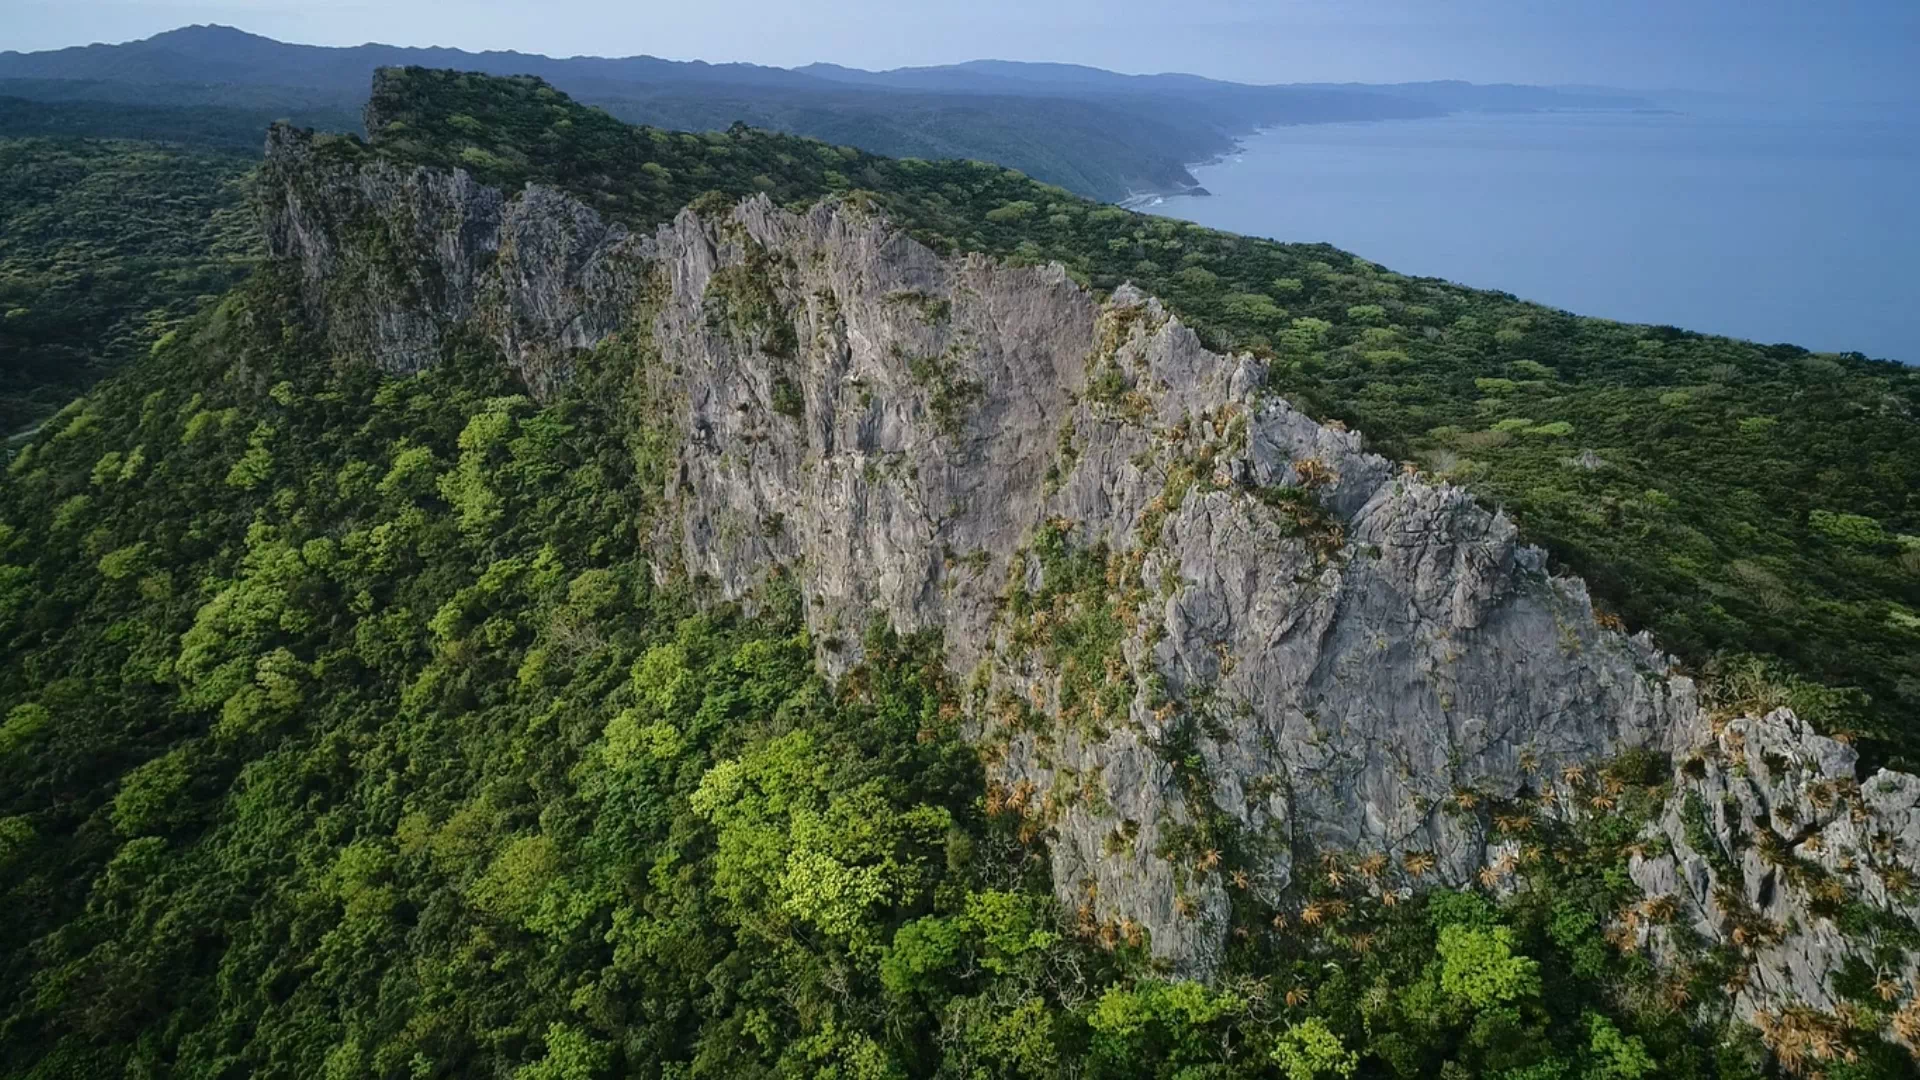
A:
[0,23,822,92]
[0,26,1648,202]
[798,59,1646,113]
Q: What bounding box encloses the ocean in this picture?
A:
[1144,103,1918,364]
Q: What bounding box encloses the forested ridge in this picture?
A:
[0,68,1917,1078]
[0,24,1454,205]
[0,135,260,432]
[0,25,1653,206]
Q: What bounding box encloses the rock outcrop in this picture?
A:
[632,195,1691,973]
[262,124,648,397]
[1632,708,1920,1042]
[260,127,1920,1050]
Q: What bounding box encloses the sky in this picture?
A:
[4,0,1918,99]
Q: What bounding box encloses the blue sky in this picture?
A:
[5,0,1917,98]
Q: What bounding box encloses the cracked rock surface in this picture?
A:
[1633,708,1920,1034]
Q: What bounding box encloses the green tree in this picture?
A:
[1437,924,1542,1009]
[1272,1017,1359,1080]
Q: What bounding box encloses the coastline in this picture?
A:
[1117,134,1256,209]
[1116,105,1671,211]
[1119,185,1213,211]
[1123,104,1914,361]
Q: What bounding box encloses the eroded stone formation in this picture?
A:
[262,126,1920,1057]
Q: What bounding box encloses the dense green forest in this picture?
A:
[0,95,361,154]
[0,68,1916,1077]
[0,136,260,433]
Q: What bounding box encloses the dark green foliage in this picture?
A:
[330,69,882,228]
[0,273,1022,1076]
[770,376,805,420]
[592,88,1219,204]
[703,250,800,360]
[0,95,362,153]
[1682,791,1740,881]
[906,345,984,436]
[0,137,260,432]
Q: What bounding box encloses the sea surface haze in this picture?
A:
[1149,103,1918,364]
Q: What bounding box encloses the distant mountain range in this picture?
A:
[0,25,1655,201]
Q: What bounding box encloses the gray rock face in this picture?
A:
[262,124,648,397]
[260,136,1920,1043]
[636,195,1691,973]
[1632,708,1920,1047]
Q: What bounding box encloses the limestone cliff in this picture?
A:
[260,124,1920,1056]
[1632,709,1920,1050]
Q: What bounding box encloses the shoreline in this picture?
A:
[1115,105,1675,211]
[1119,185,1213,211]
[1115,117,1283,209]
[1117,138,1252,210]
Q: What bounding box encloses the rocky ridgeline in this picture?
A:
[261,124,1920,1056]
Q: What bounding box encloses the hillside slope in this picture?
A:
[0,26,1652,207]
[0,25,1453,203]
[0,136,259,432]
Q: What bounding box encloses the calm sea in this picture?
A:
[1146,104,1918,364]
